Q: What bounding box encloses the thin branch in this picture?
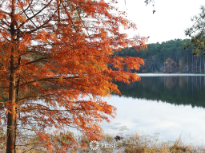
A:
[19,76,80,87]
[18,94,55,102]
[15,142,40,146]
[25,57,48,65]
[18,0,37,29]
[19,0,54,29]
[26,8,58,34]
[22,146,36,153]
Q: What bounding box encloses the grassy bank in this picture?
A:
[1,131,205,153]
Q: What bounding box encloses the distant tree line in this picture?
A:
[114,39,205,73]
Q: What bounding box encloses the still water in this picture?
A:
[101,74,205,145]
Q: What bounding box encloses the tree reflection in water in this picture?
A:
[115,76,205,108]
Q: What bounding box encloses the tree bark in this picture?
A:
[6,1,17,152]
[6,55,16,153]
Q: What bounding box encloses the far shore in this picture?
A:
[137,73,205,77]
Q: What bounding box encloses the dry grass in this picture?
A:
[1,131,205,153]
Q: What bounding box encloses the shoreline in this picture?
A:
[137,73,205,77]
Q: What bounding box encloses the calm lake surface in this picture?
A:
[101,74,205,145]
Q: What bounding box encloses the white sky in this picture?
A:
[117,0,205,44]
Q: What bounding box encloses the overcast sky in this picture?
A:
[117,0,205,44]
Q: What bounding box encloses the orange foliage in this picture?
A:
[0,0,147,152]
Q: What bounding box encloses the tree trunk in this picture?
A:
[204,57,205,73]
[196,57,197,72]
[187,57,189,71]
[164,62,165,72]
[6,56,16,153]
[6,1,17,152]
[200,56,201,72]
[192,55,193,72]
[204,62,205,73]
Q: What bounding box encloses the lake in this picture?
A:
[101,74,205,146]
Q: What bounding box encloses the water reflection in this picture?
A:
[115,76,205,108]
[101,76,205,145]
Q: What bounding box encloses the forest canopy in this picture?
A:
[113,39,205,73]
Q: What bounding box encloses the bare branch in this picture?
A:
[19,0,54,29]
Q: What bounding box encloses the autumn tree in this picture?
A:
[0,0,147,152]
[164,58,177,73]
